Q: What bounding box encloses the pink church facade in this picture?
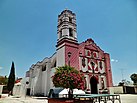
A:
[56,10,113,94]
[26,9,113,96]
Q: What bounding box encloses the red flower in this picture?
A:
[52,65,86,90]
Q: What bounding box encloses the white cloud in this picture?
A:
[115,60,118,62]
[111,59,118,62]
[111,59,115,62]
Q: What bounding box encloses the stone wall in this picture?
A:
[0,85,3,96]
[109,86,124,94]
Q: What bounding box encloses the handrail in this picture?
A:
[73,94,121,103]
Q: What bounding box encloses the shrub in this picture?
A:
[52,65,86,90]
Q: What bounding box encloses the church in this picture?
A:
[25,9,113,96]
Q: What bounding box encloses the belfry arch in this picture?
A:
[90,76,98,94]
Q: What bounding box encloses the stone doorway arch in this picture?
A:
[90,76,98,94]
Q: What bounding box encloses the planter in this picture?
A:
[48,98,93,103]
[48,98,74,103]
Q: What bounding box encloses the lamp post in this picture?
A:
[25,81,29,98]
[67,52,72,66]
[67,52,73,98]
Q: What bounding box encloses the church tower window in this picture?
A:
[69,17,72,23]
[69,28,73,37]
[60,19,62,24]
[59,30,62,38]
[57,9,77,42]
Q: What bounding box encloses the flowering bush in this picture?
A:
[52,65,86,90]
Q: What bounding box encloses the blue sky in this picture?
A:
[0,0,137,85]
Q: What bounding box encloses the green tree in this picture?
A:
[52,65,86,90]
[130,73,137,86]
[52,65,86,98]
[0,76,8,85]
[7,62,15,95]
[118,82,124,86]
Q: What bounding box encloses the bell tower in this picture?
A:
[56,9,79,68]
[57,9,77,43]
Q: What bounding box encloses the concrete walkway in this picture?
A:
[0,94,137,103]
[0,95,48,103]
[120,94,137,103]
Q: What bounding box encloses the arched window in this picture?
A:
[59,30,62,38]
[60,19,62,24]
[53,61,56,67]
[82,57,86,67]
[69,28,73,37]
[99,61,102,69]
[69,17,72,23]
[42,65,46,71]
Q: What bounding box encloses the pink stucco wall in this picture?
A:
[104,53,113,87]
[57,38,113,92]
[64,42,79,70]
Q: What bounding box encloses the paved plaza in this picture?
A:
[0,94,137,103]
[0,95,48,103]
[120,94,137,103]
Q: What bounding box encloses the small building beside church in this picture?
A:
[25,9,113,96]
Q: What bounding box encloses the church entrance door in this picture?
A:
[90,76,98,94]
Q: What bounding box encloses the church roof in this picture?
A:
[58,9,75,17]
[79,38,104,53]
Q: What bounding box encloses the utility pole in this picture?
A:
[120,68,126,82]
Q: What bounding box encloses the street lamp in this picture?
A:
[25,81,29,98]
[67,52,73,98]
[67,52,72,66]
